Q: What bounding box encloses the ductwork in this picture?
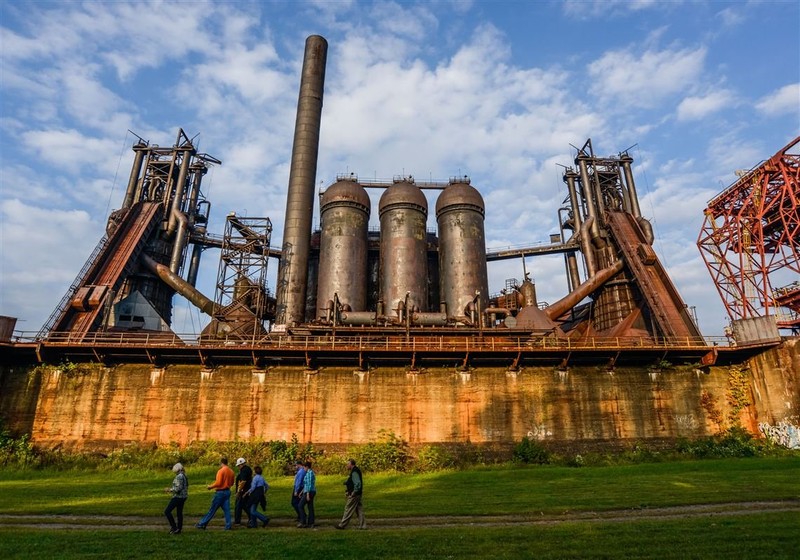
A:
[545,259,624,320]
[141,253,216,316]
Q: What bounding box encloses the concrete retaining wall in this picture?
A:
[1,339,797,450]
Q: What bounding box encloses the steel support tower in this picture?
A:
[698,136,800,333]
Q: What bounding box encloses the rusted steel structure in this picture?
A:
[379,178,430,320]
[20,33,790,372]
[437,177,489,325]
[4,330,737,369]
[38,130,224,338]
[551,140,701,340]
[316,176,371,318]
[275,35,328,328]
[698,135,800,334]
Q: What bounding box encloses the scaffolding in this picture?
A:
[212,215,275,335]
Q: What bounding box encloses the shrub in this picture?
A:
[414,445,456,472]
[352,430,411,472]
[675,427,765,459]
[0,418,37,467]
[512,437,550,464]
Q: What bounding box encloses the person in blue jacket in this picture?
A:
[298,461,316,528]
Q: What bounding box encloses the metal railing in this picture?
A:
[9,330,732,350]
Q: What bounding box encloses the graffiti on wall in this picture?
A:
[758,421,800,449]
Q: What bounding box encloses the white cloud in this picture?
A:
[755,83,800,117]
[370,1,438,40]
[20,129,118,176]
[588,46,707,108]
[677,89,736,121]
[716,6,745,28]
[563,0,665,18]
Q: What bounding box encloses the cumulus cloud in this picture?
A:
[1,1,797,337]
[755,83,800,117]
[588,46,707,108]
[677,89,736,121]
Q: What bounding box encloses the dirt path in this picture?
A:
[1,500,797,531]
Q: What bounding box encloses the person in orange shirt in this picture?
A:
[195,456,236,530]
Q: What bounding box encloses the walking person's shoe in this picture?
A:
[296,522,306,528]
[170,528,182,534]
[262,518,270,527]
[335,524,344,529]
[195,523,206,530]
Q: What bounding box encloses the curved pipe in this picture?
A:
[545,259,624,320]
[141,253,216,316]
[169,208,189,274]
[579,216,597,278]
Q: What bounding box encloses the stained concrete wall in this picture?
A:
[1,339,797,450]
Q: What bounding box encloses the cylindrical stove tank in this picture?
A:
[436,177,489,321]
[379,178,429,318]
[316,178,370,316]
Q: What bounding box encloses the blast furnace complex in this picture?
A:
[0,35,797,450]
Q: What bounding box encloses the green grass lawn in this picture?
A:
[1,513,798,559]
[0,456,798,558]
[0,456,797,518]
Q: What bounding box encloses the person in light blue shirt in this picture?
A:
[291,460,306,523]
[244,466,269,528]
[298,461,316,528]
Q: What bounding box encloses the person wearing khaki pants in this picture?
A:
[335,459,366,529]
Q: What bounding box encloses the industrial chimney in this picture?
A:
[275,35,328,327]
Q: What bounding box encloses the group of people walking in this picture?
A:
[163,456,365,533]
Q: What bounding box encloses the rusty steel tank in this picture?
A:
[316,177,370,316]
[379,178,429,319]
[436,177,489,322]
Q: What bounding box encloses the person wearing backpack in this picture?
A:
[164,462,188,534]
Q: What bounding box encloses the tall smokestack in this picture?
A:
[276,35,328,327]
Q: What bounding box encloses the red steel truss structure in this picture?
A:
[698,135,800,332]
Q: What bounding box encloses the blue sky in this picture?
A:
[1,0,798,337]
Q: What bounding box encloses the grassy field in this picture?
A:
[0,456,798,558]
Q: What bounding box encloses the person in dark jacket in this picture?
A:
[234,457,253,525]
[164,462,188,534]
[244,466,270,528]
[335,458,366,529]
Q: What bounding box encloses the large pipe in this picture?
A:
[122,142,148,209]
[620,154,642,218]
[169,207,189,274]
[563,169,583,233]
[276,35,328,327]
[579,217,597,278]
[545,259,624,320]
[576,156,603,244]
[167,147,193,235]
[141,253,216,316]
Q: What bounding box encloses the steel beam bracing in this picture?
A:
[698,135,800,330]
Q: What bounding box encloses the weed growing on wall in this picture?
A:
[700,390,725,432]
[726,365,751,427]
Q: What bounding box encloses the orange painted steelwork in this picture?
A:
[698,136,800,331]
